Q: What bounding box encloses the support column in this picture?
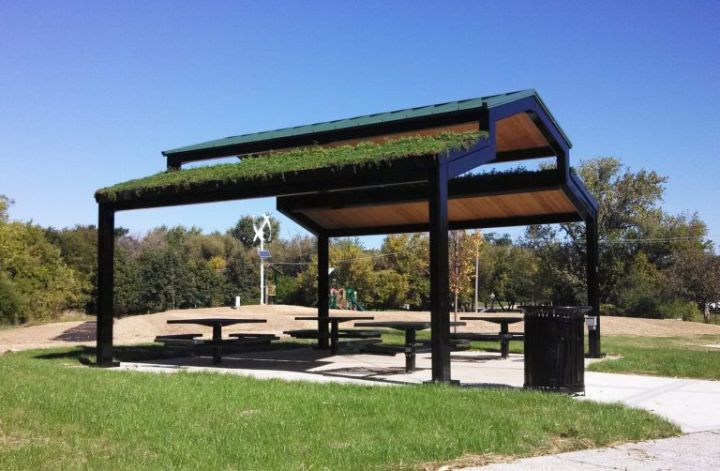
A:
[317,233,330,349]
[96,204,117,366]
[586,217,601,358]
[429,162,452,382]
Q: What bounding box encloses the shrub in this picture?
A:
[0,273,22,324]
[599,303,618,316]
[626,296,661,318]
[657,299,701,322]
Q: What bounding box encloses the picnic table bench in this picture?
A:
[354,321,466,372]
[286,316,382,353]
[157,318,269,364]
[454,316,524,358]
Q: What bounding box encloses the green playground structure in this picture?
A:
[329,287,365,311]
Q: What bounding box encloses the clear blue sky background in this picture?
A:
[1,1,718,246]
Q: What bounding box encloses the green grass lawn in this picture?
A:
[0,347,678,470]
[588,335,720,380]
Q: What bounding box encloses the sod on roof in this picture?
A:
[96,131,485,202]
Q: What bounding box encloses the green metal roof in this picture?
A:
[163,89,568,157]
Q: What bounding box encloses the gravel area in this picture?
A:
[2,305,720,352]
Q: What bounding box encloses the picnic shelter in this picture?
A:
[94,89,600,382]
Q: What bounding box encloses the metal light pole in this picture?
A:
[474,239,479,313]
[259,236,265,304]
[253,214,273,305]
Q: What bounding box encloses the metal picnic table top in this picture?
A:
[295,316,374,322]
[460,316,523,324]
[166,318,267,364]
[167,318,267,327]
[354,321,465,330]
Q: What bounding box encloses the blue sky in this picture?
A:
[1,1,718,246]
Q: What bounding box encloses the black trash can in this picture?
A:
[521,305,590,394]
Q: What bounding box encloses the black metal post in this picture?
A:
[96,204,117,366]
[405,329,417,373]
[429,162,452,382]
[212,323,222,365]
[317,233,330,349]
[586,217,601,357]
[500,321,510,359]
[330,319,340,354]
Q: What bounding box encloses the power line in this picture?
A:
[601,237,704,245]
[270,251,406,266]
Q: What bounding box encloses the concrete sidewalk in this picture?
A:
[582,372,720,433]
[473,431,720,470]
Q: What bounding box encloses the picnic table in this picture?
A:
[291,316,375,353]
[166,318,266,364]
[459,316,524,358]
[354,321,466,372]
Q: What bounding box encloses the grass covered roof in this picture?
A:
[96,131,485,203]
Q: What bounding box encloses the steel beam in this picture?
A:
[586,216,601,357]
[428,161,452,382]
[317,233,330,349]
[96,204,117,366]
[276,170,566,212]
[324,212,581,238]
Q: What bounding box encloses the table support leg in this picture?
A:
[405,329,416,372]
[330,320,339,354]
[212,324,222,365]
[500,323,509,359]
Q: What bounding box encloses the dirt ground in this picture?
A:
[2,304,720,353]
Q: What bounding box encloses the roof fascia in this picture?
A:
[489,94,571,175]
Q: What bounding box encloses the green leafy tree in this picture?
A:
[0,195,11,222]
[379,234,430,309]
[45,225,99,311]
[667,247,720,322]
[524,157,714,316]
[0,222,81,323]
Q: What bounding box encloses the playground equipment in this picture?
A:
[329,287,365,311]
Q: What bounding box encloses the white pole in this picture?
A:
[260,236,265,305]
[474,240,479,313]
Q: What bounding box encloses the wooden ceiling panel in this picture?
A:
[496,113,550,152]
[299,189,576,230]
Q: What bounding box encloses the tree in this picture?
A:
[0,195,11,222]
[449,230,482,313]
[668,248,720,323]
[0,221,81,323]
[45,225,99,311]
[524,157,715,317]
[379,234,430,309]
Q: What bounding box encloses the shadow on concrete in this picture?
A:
[34,342,521,388]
